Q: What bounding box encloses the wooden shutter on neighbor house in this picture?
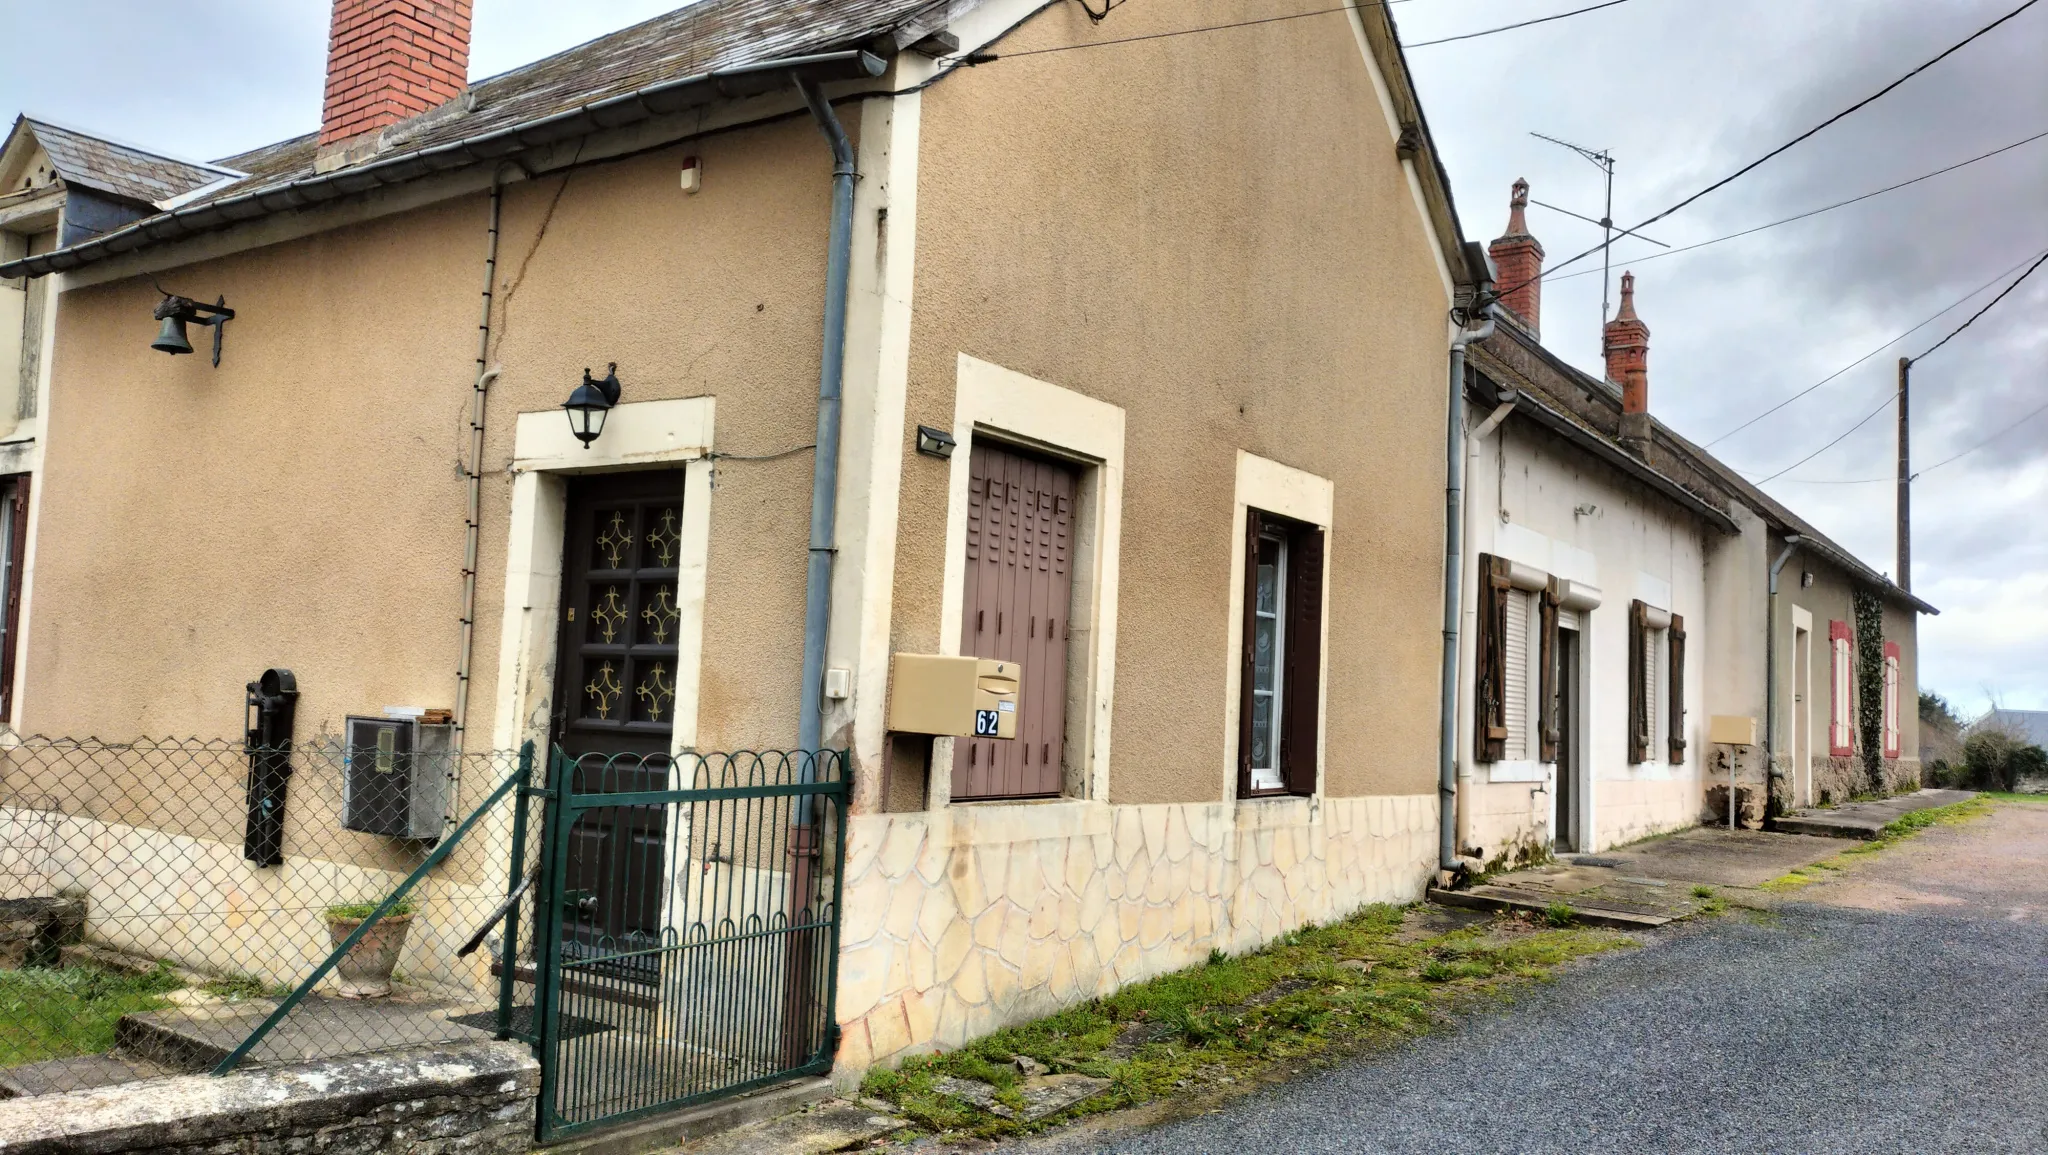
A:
[1668,613,1687,763]
[1281,522,1324,797]
[1627,599,1649,764]
[0,474,27,722]
[1539,580,1561,764]
[1828,619,1854,757]
[1238,510,1324,797]
[1882,640,1902,758]
[954,442,1077,801]
[1474,554,1511,763]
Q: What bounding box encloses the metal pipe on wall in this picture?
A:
[453,179,505,756]
[1764,535,1804,818]
[1440,304,1497,875]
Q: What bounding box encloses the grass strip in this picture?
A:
[860,904,1628,1139]
[0,964,185,1066]
[1762,795,1999,891]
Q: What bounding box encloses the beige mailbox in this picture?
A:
[1709,715,1758,746]
[888,654,1021,739]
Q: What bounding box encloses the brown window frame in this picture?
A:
[1237,508,1323,799]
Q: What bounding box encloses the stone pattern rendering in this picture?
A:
[832,794,1437,1075]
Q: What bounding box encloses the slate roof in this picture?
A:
[1976,709,2048,748]
[7,117,238,206]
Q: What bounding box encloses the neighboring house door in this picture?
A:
[551,470,686,976]
[1553,622,1581,852]
[953,441,1077,801]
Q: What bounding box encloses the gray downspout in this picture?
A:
[1440,306,1497,875]
[1764,536,1803,821]
[795,75,856,776]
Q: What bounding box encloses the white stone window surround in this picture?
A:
[1222,451,1334,806]
[929,353,1125,816]
[490,395,716,757]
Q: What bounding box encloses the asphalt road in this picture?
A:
[991,802,2048,1155]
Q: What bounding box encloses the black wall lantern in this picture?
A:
[152,293,236,367]
[564,362,623,447]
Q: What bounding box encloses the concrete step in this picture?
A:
[1428,884,1673,930]
[539,1076,835,1154]
[1773,789,1977,841]
[0,1051,176,1099]
[117,993,497,1072]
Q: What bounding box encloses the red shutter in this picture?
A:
[1237,508,1263,798]
[1281,522,1324,797]
[1882,640,1902,759]
[0,474,29,723]
[1627,600,1648,764]
[1474,555,1510,763]
[1667,613,1687,763]
[1538,580,1560,764]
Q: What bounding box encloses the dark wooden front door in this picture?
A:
[1555,627,1580,852]
[952,442,1077,800]
[552,471,686,967]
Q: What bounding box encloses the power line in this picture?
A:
[1493,0,2044,300]
[1774,398,2048,484]
[1747,251,2048,484]
[1406,0,1641,48]
[1547,127,2048,282]
[1912,248,2048,363]
[1701,247,2048,448]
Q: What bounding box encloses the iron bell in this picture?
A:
[152,313,194,355]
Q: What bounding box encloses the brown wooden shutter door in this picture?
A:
[1474,554,1510,763]
[1627,599,1648,764]
[0,474,27,722]
[1236,508,1264,798]
[1538,580,1560,764]
[954,442,1076,800]
[1281,523,1324,796]
[1668,613,1687,763]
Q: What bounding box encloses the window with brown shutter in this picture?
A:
[1473,554,1512,763]
[1627,599,1649,764]
[1539,580,1561,764]
[1667,613,1687,763]
[1238,509,1323,798]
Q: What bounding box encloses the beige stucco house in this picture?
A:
[1447,179,1934,867]
[0,0,1486,1090]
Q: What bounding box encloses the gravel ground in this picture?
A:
[982,803,2048,1155]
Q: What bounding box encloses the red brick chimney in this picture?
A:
[1488,178,1544,337]
[1605,271,1652,451]
[320,1,472,149]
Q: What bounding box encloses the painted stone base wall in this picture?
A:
[1593,775,1698,850]
[1456,778,1550,869]
[833,793,1437,1077]
[0,1042,535,1152]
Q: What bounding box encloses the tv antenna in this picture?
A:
[1529,132,1668,332]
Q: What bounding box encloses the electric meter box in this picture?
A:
[888,654,1021,739]
[342,715,456,840]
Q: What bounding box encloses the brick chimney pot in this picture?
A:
[320,0,473,147]
[1488,178,1544,338]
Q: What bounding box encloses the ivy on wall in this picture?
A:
[1854,586,1886,793]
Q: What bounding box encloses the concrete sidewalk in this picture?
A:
[1772,788,1977,840]
[1431,826,1848,925]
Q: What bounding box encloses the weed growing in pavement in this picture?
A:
[1763,796,1999,891]
[1688,885,1728,916]
[1543,901,1575,927]
[859,904,1628,1140]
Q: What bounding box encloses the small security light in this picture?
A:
[151,293,235,367]
[564,363,623,447]
[915,425,956,459]
[1801,571,1814,589]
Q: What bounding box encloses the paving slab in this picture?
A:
[1773,788,1976,840]
[676,1096,906,1155]
[1573,826,1848,888]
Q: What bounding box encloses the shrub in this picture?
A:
[1960,729,2048,792]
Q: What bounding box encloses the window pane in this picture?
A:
[1256,536,1281,614]
[1253,618,1276,690]
[1250,694,1272,769]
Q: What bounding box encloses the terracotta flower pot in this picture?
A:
[326,912,413,998]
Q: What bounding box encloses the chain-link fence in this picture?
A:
[0,735,533,1097]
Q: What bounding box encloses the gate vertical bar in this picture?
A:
[495,740,534,1038]
[822,754,848,1063]
[533,747,575,1141]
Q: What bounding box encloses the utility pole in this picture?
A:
[1897,356,1911,591]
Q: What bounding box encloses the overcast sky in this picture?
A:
[2,0,2042,714]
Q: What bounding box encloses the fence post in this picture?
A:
[532,746,575,1138]
[495,740,534,1039]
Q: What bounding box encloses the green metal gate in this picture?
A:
[511,748,848,1141]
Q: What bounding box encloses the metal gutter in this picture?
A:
[1501,388,1740,535]
[0,49,887,280]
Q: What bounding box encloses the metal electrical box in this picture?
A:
[342,715,456,840]
[888,654,1021,739]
